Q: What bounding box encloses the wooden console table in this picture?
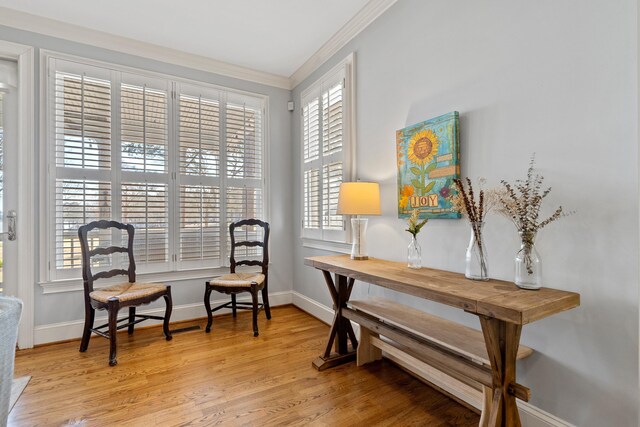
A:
[304,255,580,427]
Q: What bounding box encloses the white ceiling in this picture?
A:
[0,0,371,77]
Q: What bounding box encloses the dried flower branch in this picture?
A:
[406,209,428,237]
[496,154,572,234]
[449,178,500,222]
[497,154,573,274]
[449,178,498,280]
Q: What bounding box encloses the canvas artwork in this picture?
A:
[396,111,460,219]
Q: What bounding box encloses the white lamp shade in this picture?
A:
[336,182,381,215]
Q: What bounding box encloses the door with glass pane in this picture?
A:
[0,59,18,297]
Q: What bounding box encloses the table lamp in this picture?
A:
[336,182,381,260]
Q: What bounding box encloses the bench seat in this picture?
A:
[349,297,533,367]
[347,297,534,426]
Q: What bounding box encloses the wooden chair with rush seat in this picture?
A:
[78,220,173,366]
[204,219,271,337]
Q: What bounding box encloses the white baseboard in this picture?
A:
[291,291,334,324]
[291,292,574,427]
[517,402,576,427]
[33,291,292,345]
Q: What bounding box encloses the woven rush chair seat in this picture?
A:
[205,219,271,337]
[209,273,265,288]
[90,282,168,303]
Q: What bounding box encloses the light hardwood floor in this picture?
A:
[10,305,479,426]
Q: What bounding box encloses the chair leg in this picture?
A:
[79,303,95,352]
[261,282,271,320]
[251,285,259,337]
[108,298,119,366]
[231,294,237,318]
[204,286,213,333]
[163,286,173,341]
[128,307,136,335]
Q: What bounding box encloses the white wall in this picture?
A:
[292,1,638,426]
[0,25,294,327]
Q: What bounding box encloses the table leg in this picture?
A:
[312,272,358,371]
[479,316,523,427]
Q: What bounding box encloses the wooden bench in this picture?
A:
[345,297,534,426]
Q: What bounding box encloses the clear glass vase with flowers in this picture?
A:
[405,209,428,269]
[496,155,572,289]
[450,178,500,281]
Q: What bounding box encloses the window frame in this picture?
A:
[40,51,269,284]
[300,53,355,247]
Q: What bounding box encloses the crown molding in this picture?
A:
[0,1,398,91]
[0,6,291,89]
[288,0,397,89]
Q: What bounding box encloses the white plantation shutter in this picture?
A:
[46,55,267,280]
[224,95,264,261]
[225,100,262,180]
[301,55,353,242]
[320,81,345,234]
[303,98,319,162]
[51,60,114,278]
[322,161,343,230]
[54,72,111,169]
[121,182,169,265]
[211,96,266,264]
[179,94,220,177]
[121,83,168,173]
[177,86,223,268]
[226,187,264,259]
[179,185,220,262]
[322,80,344,230]
[322,83,343,156]
[120,76,170,271]
[55,179,111,269]
[303,169,320,229]
[302,96,320,232]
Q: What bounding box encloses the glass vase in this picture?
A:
[465,221,489,281]
[515,231,542,289]
[407,235,422,269]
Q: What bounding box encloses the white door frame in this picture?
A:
[0,40,35,349]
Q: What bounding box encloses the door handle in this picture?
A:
[5,210,16,241]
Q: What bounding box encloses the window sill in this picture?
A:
[39,267,260,295]
[301,237,351,254]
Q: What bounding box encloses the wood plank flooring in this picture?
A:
[10,305,479,426]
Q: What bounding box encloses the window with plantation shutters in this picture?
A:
[45,55,267,281]
[301,54,354,243]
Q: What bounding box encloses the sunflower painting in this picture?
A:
[396,112,460,219]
